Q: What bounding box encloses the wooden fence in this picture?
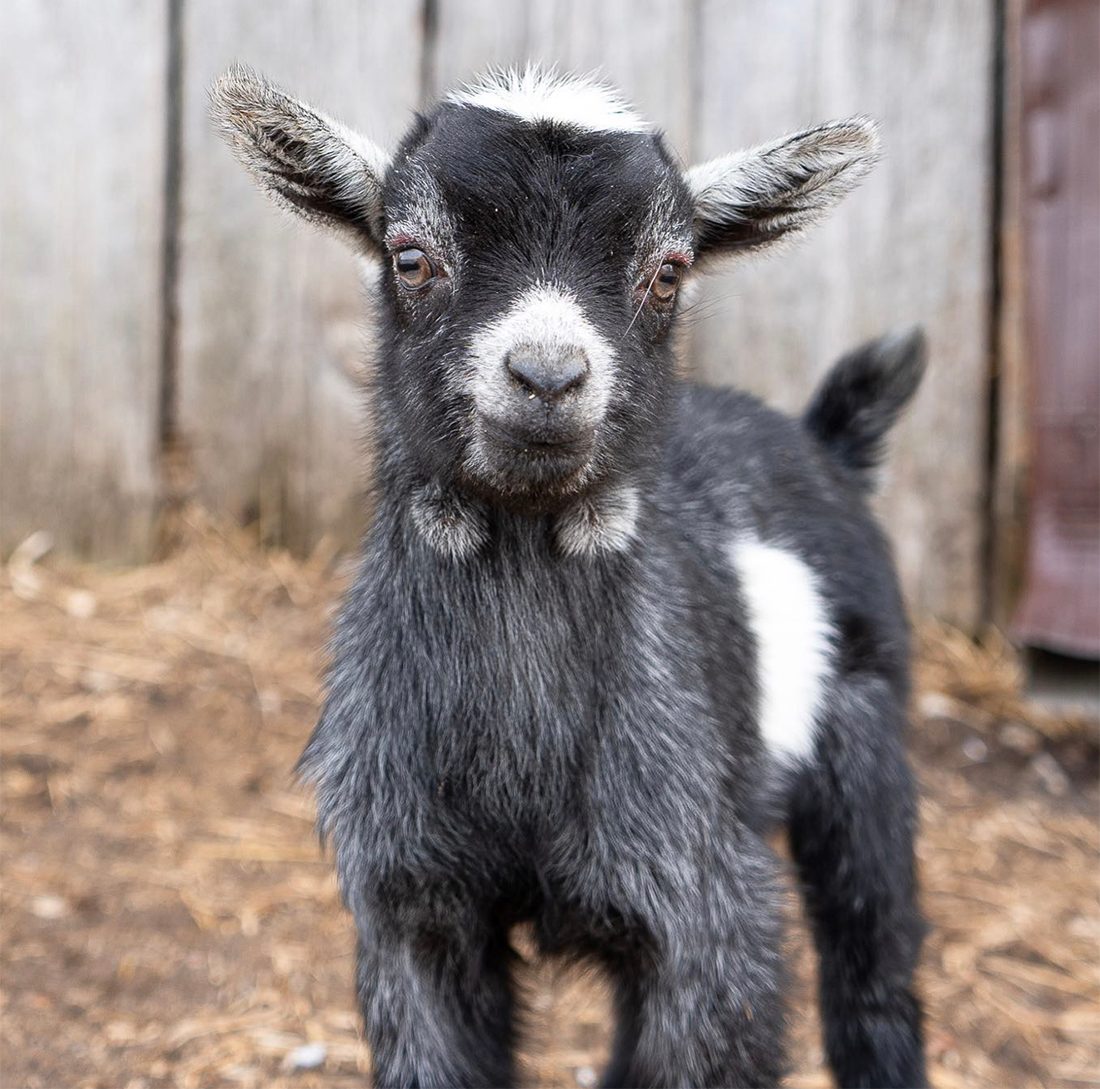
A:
[0,0,996,628]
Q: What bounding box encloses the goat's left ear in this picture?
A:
[685,118,879,263]
[210,65,390,256]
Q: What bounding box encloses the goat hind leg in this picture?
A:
[788,684,927,1089]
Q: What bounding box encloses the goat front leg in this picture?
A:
[598,832,786,1089]
[787,680,927,1089]
[353,890,518,1089]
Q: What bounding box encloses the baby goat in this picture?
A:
[213,66,928,1088]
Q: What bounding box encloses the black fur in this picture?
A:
[215,68,929,1088]
[803,327,928,486]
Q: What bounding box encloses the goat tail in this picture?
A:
[802,326,927,490]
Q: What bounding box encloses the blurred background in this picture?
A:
[1,1,1097,1087]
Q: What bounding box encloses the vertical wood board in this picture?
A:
[425,0,531,97]
[176,0,424,552]
[993,0,1031,627]
[690,0,996,627]
[0,0,167,560]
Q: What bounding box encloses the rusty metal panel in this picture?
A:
[1011,0,1100,656]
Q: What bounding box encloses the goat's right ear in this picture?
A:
[210,65,389,256]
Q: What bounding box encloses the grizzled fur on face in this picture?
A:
[212,64,878,524]
[212,65,928,1089]
[383,104,695,510]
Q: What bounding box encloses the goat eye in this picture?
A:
[394,248,436,289]
[649,262,682,303]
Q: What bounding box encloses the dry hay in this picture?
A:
[2,509,1097,1088]
[916,620,1096,745]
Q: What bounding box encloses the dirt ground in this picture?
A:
[2,511,1098,1089]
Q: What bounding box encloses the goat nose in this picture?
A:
[505,349,589,401]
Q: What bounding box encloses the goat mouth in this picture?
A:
[476,415,595,460]
[467,414,599,503]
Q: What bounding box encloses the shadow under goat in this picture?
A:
[212,64,929,1089]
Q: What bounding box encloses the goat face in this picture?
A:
[212,64,879,512]
[381,97,694,509]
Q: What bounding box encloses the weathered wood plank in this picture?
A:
[425,0,530,98]
[691,0,995,628]
[0,0,167,561]
[176,1,423,552]
[992,0,1030,628]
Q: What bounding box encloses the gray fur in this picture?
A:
[210,64,390,254]
[686,118,881,263]
[215,65,928,1089]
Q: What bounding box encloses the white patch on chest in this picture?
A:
[449,65,651,135]
[729,538,834,762]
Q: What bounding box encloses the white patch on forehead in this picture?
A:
[729,538,834,763]
[449,65,651,135]
[555,483,641,558]
[465,283,616,414]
